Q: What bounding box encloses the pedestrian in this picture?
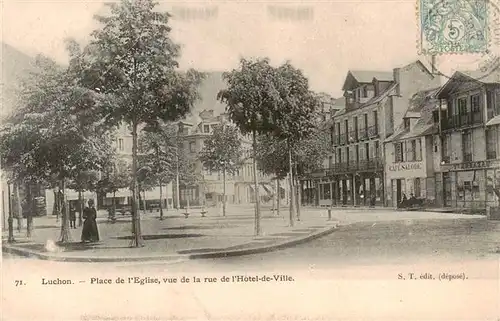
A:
[69,204,77,229]
[81,199,100,243]
[400,193,408,209]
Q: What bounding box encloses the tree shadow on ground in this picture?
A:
[113,233,204,241]
[162,225,237,230]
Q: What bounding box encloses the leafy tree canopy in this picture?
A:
[199,123,243,174]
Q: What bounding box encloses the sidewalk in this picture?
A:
[2,205,484,262]
[2,206,339,262]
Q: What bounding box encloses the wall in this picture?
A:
[385,138,428,181]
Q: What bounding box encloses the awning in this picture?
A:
[486,115,500,126]
[249,184,270,196]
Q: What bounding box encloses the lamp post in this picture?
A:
[7,181,15,243]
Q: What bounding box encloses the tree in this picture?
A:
[68,170,100,226]
[268,62,320,226]
[97,159,131,220]
[199,123,243,217]
[217,58,280,236]
[72,0,204,247]
[0,54,114,243]
[255,134,288,216]
[139,123,178,220]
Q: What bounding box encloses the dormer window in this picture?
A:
[203,125,210,133]
[404,118,410,130]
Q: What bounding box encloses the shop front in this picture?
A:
[386,160,433,207]
[441,160,500,212]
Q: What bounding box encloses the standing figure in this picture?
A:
[81,199,100,243]
[69,204,77,229]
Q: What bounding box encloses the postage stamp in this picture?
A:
[419,0,489,54]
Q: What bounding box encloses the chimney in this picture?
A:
[431,55,437,74]
[393,68,401,96]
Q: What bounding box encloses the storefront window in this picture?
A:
[320,183,331,200]
[414,178,421,197]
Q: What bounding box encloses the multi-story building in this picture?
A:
[436,69,500,212]
[308,60,440,207]
[173,109,275,208]
[384,88,441,207]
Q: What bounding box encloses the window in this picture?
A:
[344,119,349,136]
[330,125,335,145]
[432,110,439,123]
[471,94,481,113]
[486,127,497,159]
[353,116,358,141]
[355,145,359,162]
[203,125,210,133]
[395,142,403,162]
[373,111,378,133]
[337,148,342,163]
[374,141,380,159]
[404,118,410,130]
[408,140,417,161]
[362,86,368,98]
[118,138,124,151]
[189,142,196,153]
[365,142,370,160]
[416,138,422,161]
[462,131,472,162]
[457,97,468,114]
[441,135,450,162]
[328,156,333,168]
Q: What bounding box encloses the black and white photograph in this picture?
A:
[1,0,499,320]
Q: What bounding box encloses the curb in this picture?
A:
[2,222,339,263]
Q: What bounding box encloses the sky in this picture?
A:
[2,0,499,97]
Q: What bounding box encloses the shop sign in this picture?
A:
[446,160,495,171]
[387,162,423,172]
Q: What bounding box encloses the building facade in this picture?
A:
[384,88,440,207]
[307,60,441,207]
[174,109,276,208]
[436,70,500,212]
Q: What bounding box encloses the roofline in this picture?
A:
[435,71,481,98]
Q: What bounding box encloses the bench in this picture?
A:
[182,206,208,218]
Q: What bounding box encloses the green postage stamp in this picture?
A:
[419,0,489,54]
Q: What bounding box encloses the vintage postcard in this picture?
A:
[1,0,499,320]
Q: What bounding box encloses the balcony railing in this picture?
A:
[441,155,451,164]
[367,125,379,138]
[327,158,383,174]
[441,111,483,130]
[358,128,368,140]
[463,153,473,162]
[487,150,497,160]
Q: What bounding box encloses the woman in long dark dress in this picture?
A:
[81,199,100,242]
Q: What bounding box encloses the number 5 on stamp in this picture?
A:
[419,0,489,54]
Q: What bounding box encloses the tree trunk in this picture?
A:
[142,190,147,216]
[130,122,143,247]
[277,179,281,216]
[252,130,261,236]
[59,179,72,243]
[78,190,83,227]
[14,182,22,233]
[159,180,164,220]
[272,179,277,215]
[52,188,60,222]
[223,167,227,217]
[288,143,295,227]
[26,183,33,238]
[112,191,116,219]
[295,177,301,221]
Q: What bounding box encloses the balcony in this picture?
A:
[441,155,451,164]
[441,111,483,131]
[327,158,383,174]
[358,128,368,140]
[367,125,379,138]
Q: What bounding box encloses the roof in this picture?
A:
[437,67,500,98]
[342,70,393,91]
[385,87,440,142]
